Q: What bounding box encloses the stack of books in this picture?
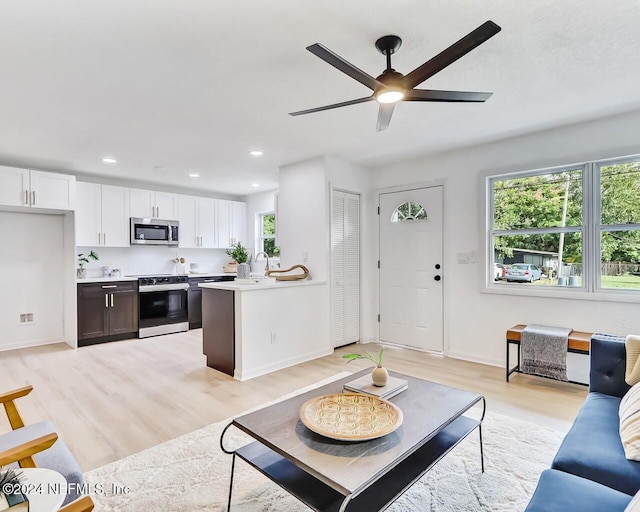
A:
[343,374,408,400]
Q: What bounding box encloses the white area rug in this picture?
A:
[86,373,564,511]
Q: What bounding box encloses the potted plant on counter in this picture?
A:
[225,242,251,279]
[77,250,99,279]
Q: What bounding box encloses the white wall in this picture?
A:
[0,212,65,350]
[370,108,640,367]
[278,157,330,281]
[77,245,230,277]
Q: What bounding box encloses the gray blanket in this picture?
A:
[521,324,572,381]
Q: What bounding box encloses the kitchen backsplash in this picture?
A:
[77,246,231,277]
[77,245,278,278]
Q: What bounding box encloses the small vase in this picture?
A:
[237,262,251,279]
[77,268,87,279]
[372,365,389,387]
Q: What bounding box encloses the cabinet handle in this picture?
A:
[32,190,36,206]
[157,206,160,217]
[98,232,101,245]
[111,293,114,307]
[105,294,109,308]
[101,285,117,289]
[103,233,106,245]
[25,190,29,205]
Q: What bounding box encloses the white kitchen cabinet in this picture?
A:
[129,188,178,220]
[178,195,198,248]
[76,182,130,247]
[0,166,75,211]
[178,195,216,248]
[232,201,246,246]
[199,198,216,247]
[215,200,246,248]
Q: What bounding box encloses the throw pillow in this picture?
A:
[620,382,640,460]
[626,335,640,385]
[625,489,640,512]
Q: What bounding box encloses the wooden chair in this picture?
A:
[0,385,85,505]
[60,496,95,511]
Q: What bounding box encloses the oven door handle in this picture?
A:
[139,284,189,293]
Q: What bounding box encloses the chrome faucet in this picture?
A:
[255,252,270,274]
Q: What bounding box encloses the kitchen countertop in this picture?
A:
[77,272,237,284]
[77,276,139,283]
[199,280,326,291]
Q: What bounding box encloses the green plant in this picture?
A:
[342,348,384,367]
[78,250,99,269]
[0,467,24,491]
[225,242,250,264]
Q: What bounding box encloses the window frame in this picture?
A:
[256,211,279,258]
[485,154,640,301]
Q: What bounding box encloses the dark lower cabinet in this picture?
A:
[188,276,235,329]
[78,281,138,346]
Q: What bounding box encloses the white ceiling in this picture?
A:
[0,1,639,195]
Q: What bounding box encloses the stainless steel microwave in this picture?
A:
[130,218,179,246]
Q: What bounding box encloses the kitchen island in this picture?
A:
[199,279,330,380]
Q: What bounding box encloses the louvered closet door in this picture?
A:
[331,190,360,348]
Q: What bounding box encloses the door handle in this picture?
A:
[111,293,114,307]
[434,275,441,281]
[105,294,109,308]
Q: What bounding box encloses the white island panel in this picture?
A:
[200,280,331,381]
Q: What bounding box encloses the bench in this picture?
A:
[506,324,591,385]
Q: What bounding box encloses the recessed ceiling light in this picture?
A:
[189,173,200,178]
[249,150,263,157]
[251,183,261,188]
[102,157,117,164]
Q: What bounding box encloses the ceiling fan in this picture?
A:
[289,20,501,131]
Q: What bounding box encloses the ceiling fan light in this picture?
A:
[376,89,404,104]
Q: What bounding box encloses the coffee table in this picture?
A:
[221,369,485,512]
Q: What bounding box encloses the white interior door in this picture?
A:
[379,186,443,352]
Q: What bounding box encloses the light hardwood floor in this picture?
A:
[0,330,587,471]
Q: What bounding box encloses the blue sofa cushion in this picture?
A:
[525,469,632,512]
[526,469,632,512]
[552,392,640,496]
[590,335,630,398]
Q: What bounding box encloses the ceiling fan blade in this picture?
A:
[401,20,501,90]
[289,96,374,116]
[376,103,395,132]
[307,43,384,91]
[404,89,493,102]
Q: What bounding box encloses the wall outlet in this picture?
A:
[302,251,308,262]
[270,332,277,344]
[19,313,34,323]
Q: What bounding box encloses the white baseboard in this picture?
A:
[235,347,334,381]
[447,350,503,368]
[0,337,64,352]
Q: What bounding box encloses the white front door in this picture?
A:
[379,186,443,352]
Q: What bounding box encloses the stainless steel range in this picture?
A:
[138,275,189,338]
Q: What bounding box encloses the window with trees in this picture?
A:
[258,212,280,257]
[489,156,640,293]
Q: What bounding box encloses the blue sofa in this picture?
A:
[526,335,639,511]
